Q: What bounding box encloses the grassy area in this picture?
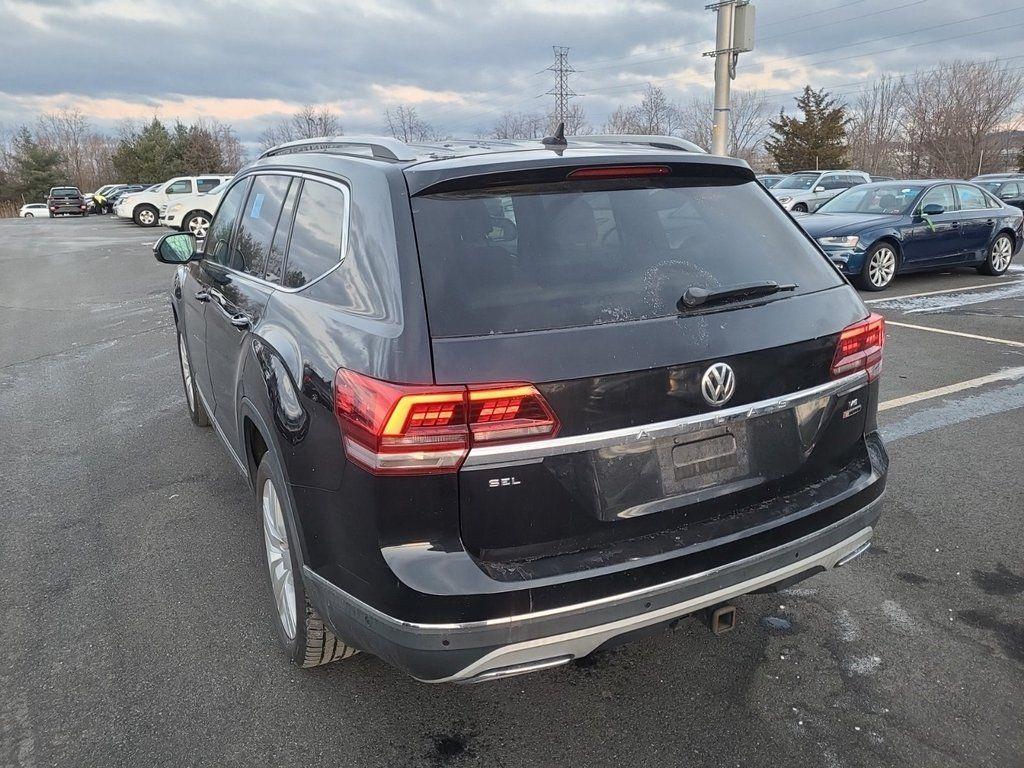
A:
[0,201,21,218]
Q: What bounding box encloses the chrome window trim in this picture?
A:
[462,370,869,469]
[201,170,351,294]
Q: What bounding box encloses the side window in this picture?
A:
[166,180,192,195]
[197,177,222,193]
[264,180,299,284]
[817,175,838,190]
[919,185,956,213]
[281,180,347,289]
[228,175,292,277]
[1000,183,1018,198]
[203,181,249,266]
[956,184,989,211]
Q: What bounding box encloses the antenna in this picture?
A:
[545,46,577,128]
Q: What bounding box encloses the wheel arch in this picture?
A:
[872,234,904,270]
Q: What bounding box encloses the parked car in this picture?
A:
[756,173,786,188]
[770,170,871,212]
[19,203,51,218]
[975,178,1024,210]
[869,175,895,183]
[969,172,1024,182]
[152,134,888,682]
[160,181,227,237]
[46,186,88,216]
[115,175,232,227]
[799,180,1022,291]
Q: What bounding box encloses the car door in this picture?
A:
[902,184,962,267]
[182,178,249,413]
[954,184,997,261]
[203,173,294,449]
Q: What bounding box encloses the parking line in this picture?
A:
[864,280,1024,304]
[886,320,1024,348]
[879,366,1024,411]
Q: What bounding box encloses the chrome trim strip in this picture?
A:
[430,525,874,683]
[462,371,869,469]
[302,494,883,633]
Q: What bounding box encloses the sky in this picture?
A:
[2,0,1023,149]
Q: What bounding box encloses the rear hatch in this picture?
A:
[408,156,875,566]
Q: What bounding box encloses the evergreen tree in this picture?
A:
[765,86,849,172]
[111,118,176,182]
[5,127,64,202]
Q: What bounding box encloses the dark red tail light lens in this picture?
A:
[567,165,672,180]
[831,313,885,381]
[333,370,559,475]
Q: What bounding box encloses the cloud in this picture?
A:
[0,0,1021,142]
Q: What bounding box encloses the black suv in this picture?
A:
[47,186,87,216]
[154,134,888,682]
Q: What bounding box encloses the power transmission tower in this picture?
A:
[545,46,577,127]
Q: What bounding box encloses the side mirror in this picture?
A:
[814,185,826,193]
[921,203,944,216]
[154,232,197,264]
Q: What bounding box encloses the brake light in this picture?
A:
[333,370,559,475]
[831,313,885,381]
[567,165,672,180]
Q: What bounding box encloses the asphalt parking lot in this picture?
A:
[1,216,1021,768]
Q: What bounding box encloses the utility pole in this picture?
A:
[704,1,756,156]
[545,46,577,128]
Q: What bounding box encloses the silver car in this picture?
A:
[770,170,871,212]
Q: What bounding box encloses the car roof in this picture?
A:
[248,134,750,195]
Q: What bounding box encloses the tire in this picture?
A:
[183,211,211,239]
[855,242,898,291]
[792,203,808,213]
[978,233,1014,276]
[133,204,158,227]
[177,331,210,427]
[24,213,33,218]
[255,453,359,668]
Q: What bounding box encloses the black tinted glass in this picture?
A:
[204,181,249,266]
[412,179,844,337]
[229,175,291,277]
[264,180,299,284]
[197,178,222,193]
[282,181,345,288]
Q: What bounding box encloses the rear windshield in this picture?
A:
[50,187,80,196]
[411,177,843,337]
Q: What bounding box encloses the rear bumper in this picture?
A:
[304,494,883,682]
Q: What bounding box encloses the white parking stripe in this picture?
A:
[879,366,1024,411]
[886,320,1024,348]
[863,280,1023,304]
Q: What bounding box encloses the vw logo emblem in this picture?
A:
[701,363,736,407]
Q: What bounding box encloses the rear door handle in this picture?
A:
[194,290,210,302]
[229,314,251,329]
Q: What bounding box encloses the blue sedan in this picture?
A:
[797,180,1023,291]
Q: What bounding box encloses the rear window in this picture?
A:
[50,188,79,196]
[411,178,844,337]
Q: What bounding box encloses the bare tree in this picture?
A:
[603,85,683,135]
[902,60,1024,178]
[551,102,591,136]
[680,89,771,159]
[35,108,115,190]
[846,76,907,176]
[488,110,547,140]
[259,105,343,150]
[384,105,435,142]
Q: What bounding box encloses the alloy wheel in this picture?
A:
[261,479,297,640]
[178,334,195,413]
[139,209,155,225]
[869,247,897,288]
[991,236,1013,272]
[188,215,210,238]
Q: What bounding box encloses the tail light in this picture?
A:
[333,369,559,475]
[831,313,885,381]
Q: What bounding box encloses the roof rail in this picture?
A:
[259,135,420,162]
[574,134,707,154]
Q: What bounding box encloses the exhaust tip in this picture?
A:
[707,604,737,636]
[836,541,871,568]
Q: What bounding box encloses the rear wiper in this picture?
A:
[677,281,797,312]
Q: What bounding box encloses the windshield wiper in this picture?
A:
[677,281,797,312]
